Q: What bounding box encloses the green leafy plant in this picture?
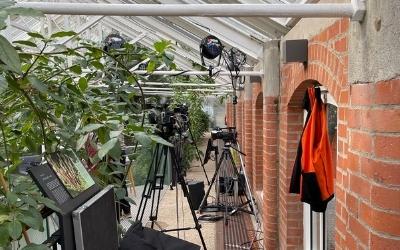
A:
[0,2,177,247]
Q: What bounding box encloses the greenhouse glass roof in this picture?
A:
[3,0,360,95]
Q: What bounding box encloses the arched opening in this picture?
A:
[253,92,263,192]
[283,80,338,250]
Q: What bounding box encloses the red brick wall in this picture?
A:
[263,94,280,249]
[280,19,349,249]
[225,17,400,249]
[339,79,400,249]
[252,84,263,190]
[244,96,253,185]
[236,94,244,147]
[226,100,233,127]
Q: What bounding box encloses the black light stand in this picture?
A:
[135,142,207,250]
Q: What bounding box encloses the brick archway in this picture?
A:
[278,19,349,249]
[253,92,263,191]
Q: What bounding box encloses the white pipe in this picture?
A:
[142,91,228,95]
[16,2,356,18]
[142,92,227,97]
[132,70,263,77]
[141,82,226,87]
[136,87,232,92]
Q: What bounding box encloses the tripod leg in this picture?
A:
[198,149,225,212]
[169,147,208,250]
[230,144,261,222]
[136,144,160,222]
[150,145,168,229]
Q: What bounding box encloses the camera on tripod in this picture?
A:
[148,104,189,138]
[210,127,237,143]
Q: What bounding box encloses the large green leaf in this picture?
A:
[146,60,156,72]
[6,192,18,205]
[0,224,9,247]
[35,196,61,212]
[133,131,152,146]
[0,75,7,94]
[50,31,76,39]
[110,130,122,138]
[80,124,103,133]
[28,76,48,94]
[149,135,173,147]
[114,187,126,200]
[76,134,89,151]
[0,10,7,30]
[0,214,10,224]
[19,195,38,208]
[154,40,171,53]
[69,64,82,74]
[13,40,37,47]
[90,61,104,70]
[27,32,45,39]
[78,77,88,92]
[6,220,22,240]
[0,34,21,73]
[97,138,118,159]
[28,77,67,104]
[108,140,121,160]
[17,208,43,231]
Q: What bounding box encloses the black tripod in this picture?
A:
[198,140,253,224]
[135,142,207,250]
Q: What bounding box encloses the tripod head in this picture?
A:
[210,127,237,144]
[148,104,189,140]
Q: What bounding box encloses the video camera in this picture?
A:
[210,127,237,143]
[148,104,189,139]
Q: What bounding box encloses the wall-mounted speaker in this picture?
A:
[282,39,308,64]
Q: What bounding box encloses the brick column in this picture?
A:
[262,40,281,249]
[337,80,400,249]
[226,98,232,126]
[252,84,263,190]
[236,93,244,146]
[244,81,253,187]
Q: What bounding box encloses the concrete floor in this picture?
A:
[156,138,216,249]
[124,136,217,249]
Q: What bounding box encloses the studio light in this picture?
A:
[103,33,125,52]
[199,35,223,67]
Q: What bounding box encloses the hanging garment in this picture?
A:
[289,87,334,212]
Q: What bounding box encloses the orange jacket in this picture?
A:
[290,87,334,212]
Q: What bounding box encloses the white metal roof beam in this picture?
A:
[103,17,233,85]
[183,16,263,59]
[103,17,197,65]
[102,19,231,86]
[129,16,199,53]
[16,2,360,19]
[170,0,270,42]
